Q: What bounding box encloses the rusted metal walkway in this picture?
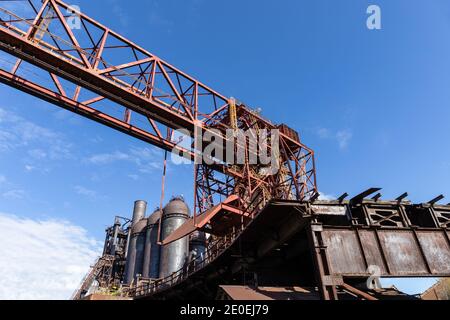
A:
[131,194,450,300]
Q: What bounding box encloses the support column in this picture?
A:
[307,222,339,300]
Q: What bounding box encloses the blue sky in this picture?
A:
[0,0,449,297]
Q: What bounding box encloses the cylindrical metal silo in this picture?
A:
[124,200,148,284]
[124,218,147,284]
[159,197,190,279]
[132,200,147,223]
[142,209,162,279]
[189,231,206,264]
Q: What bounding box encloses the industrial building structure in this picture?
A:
[71,193,450,300]
[422,278,450,300]
[0,0,449,300]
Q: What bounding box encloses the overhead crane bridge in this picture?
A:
[0,0,449,300]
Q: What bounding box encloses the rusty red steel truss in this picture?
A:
[0,0,317,234]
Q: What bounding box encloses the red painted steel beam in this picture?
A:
[0,0,318,213]
[0,28,195,131]
[48,0,228,100]
[0,2,316,155]
[0,68,194,159]
[0,68,249,181]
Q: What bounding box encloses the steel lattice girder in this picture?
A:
[0,0,317,219]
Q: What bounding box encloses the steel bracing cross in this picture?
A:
[0,0,317,233]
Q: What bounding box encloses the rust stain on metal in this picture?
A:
[377,231,428,275]
[359,230,388,275]
[322,230,366,275]
[416,231,450,274]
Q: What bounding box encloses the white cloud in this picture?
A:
[52,110,81,126]
[316,127,353,150]
[2,189,25,200]
[86,147,162,173]
[0,108,73,160]
[0,175,26,199]
[0,213,101,300]
[132,148,162,174]
[336,130,353,150]
[89,136,104,144]
[74,185,97,199]
[319,193,335,201]
[28,149,48,160]
[87,151,130,165]
[25,165,35,172]
[317,128,331,139]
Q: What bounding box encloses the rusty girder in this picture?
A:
[0,0,317,221]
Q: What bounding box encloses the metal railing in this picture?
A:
[131,229,240,297]
[130,190,269,298]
